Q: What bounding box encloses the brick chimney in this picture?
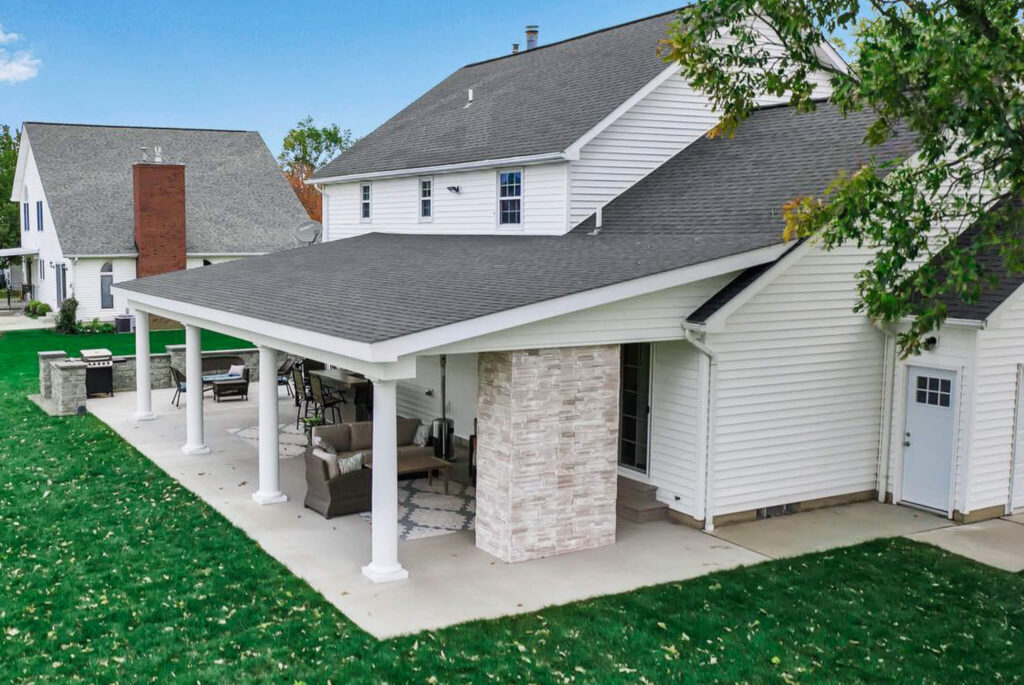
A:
[133,162,186,278]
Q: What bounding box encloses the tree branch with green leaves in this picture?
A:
[662,0,1024,355]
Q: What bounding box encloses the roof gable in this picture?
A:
[312,11,679,180]
[23,123,309,256]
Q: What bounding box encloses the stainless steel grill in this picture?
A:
[81,348,114,397]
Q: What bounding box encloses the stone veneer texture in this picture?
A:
[476,345,620,563]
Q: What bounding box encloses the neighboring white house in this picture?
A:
[112,10,1023,585]
[9,124,309,321]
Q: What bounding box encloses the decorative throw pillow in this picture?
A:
[337,452,363,475]
[227,364,245,377]
[413,424,430,447]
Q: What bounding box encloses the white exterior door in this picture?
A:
[901,367,957,512]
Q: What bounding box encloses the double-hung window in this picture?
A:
[23,202,29,231]
[100,261,114,309]
[360,183,371,221]
[38,259,45,281]
[36,201,43,231]
[419,178,433,220]
[498,169,522,226]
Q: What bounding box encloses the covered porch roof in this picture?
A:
[113,233,789,372]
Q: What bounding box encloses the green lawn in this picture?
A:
[1,329,1023,684]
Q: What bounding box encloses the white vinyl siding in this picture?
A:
[568,69,835,227]
[324,162,569,240]
[648,339,704,517]
[707,245,884,516]
[16,135,66,312]
[963,286,1024,512]
[427,274,737,355]
[72,257,137,321]
[396,353,478,438]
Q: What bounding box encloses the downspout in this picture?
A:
[683,325,717,532]
[876,329,897,502]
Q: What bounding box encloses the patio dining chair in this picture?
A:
[277,358,295,398]
[169,367,187,407]
[309,372,343,425]
[293,365,315,428]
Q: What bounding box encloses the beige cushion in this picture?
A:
[349,422,374,450]
[396,417,420,446]
[312,447,340,478]
[338,452,363,475]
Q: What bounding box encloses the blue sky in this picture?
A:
[0,1,687,157]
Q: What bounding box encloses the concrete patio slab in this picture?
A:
[1004,513,1024,525]
[711,501,954,559]
[88,388,768,638]
[908,519,1024,572]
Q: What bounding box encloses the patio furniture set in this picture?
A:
[170,354,253,406]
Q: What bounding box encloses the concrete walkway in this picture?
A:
[0,310,52,332]
[86,388,1024,638]
[88,388,766,638]
[712,501,954,559]
[907,516,1024,572]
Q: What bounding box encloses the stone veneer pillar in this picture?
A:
[475,345,621,563]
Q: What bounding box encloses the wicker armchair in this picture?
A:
[304,424,372,518]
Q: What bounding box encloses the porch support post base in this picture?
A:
[252,491,288,505]
[361,562,409,584]
[133,412,156,422]
[182,443,210,456]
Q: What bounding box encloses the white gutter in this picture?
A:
[684,326,718,532]
[307,152,568,185]
[899,315,986,329]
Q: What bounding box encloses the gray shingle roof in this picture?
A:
[24,123,309,256]
[116,231,769,344]
[574,102,916,238]
[312,11,679,179]
[932,207,1024,320]
[118,103,914,345]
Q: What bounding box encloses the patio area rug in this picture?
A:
[226,423,308,458]
[361,478,476,541]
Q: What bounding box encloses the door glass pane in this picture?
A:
[619,343,651,471]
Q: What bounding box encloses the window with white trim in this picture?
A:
[38,259,44,281]
[419,178,432,220]
[498,169,522,226]
[22,202,29,232]
[100,261,114,309]
[360,183,371,221]
[36,201,43,231]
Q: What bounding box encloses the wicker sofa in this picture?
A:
[304,419,432,518]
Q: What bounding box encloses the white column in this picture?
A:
[362,378,408,583]
[253,346,287,505]
[133,310,155,421]
[181,324,210,455]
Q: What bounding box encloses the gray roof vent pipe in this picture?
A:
[525,25,538,50]
[512,42,519,54]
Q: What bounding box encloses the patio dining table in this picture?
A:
[309,368,370,390]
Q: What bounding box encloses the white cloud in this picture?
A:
[0,50,40,83]
[0,24,19,44]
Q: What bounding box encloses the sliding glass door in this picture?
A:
[619,343,651,473]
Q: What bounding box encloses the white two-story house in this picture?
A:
[9,124,309,322]
[115,10,1024,584]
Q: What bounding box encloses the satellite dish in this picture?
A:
[293,220,322,245]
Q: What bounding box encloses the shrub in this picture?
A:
[75,317,115,335]
[55,297,79,334]
[24,300,49,318]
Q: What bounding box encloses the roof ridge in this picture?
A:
[23,121,254,134]
[462,7,684,69]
